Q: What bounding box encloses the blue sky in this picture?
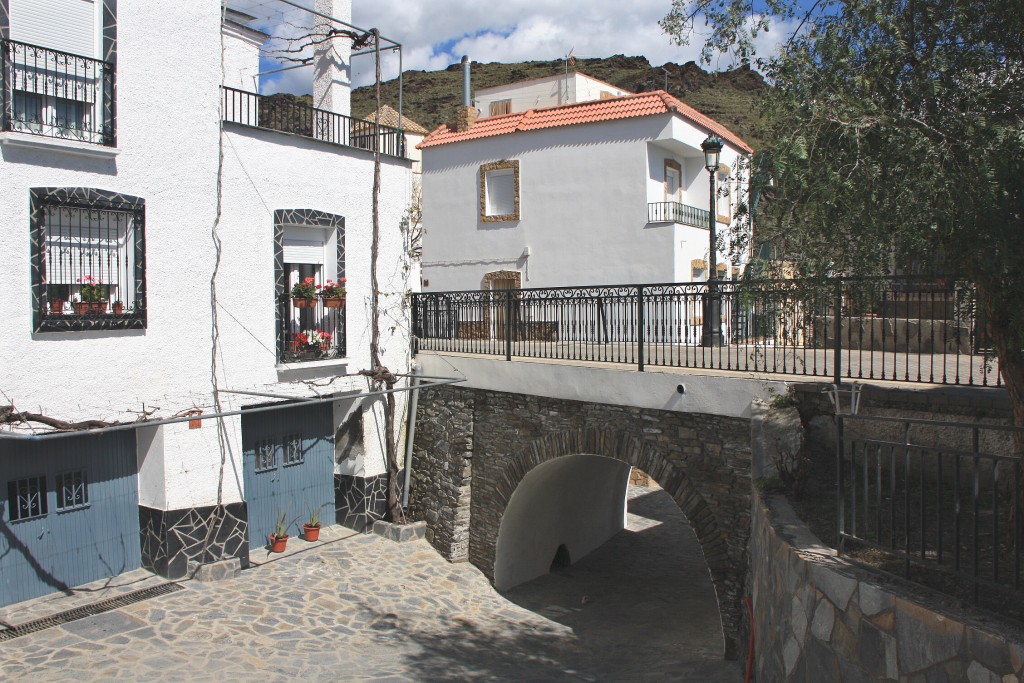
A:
[258,0,795,95]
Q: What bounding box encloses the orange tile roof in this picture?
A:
[418,90,753,154]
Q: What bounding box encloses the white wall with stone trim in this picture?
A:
[0,2,415,512]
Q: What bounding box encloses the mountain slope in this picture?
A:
[351,55,767,149]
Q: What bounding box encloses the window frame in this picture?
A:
[31,187,147,333]
[664,159,682,203]
[716,163,732,224]
[488,99,512,116]
[479,160,520,223]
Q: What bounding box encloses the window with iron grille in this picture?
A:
[7,475,47,522]
[284,435,304,466]
[31,188,146,332]
[55,470,89,511]
[255,439,277,472]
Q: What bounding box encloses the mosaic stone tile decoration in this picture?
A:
[273,209,346,359]
[30,187,146,333]
[335,473,388,533]
[139,502,248,580]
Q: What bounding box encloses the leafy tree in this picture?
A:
[662,0,1024,432]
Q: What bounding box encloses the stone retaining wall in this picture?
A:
[750,490,1024,681]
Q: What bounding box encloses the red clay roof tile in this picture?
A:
[418,91,753,154]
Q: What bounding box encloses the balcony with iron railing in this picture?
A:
[280,295,347,364]
[647,201,711,228]
[0,39,115,146]
[223,87,407,159]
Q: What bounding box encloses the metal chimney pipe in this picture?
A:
[462,55,471,107]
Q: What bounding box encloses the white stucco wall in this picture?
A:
[0,2,415,511]
[221,22,264,92]
[474,72,632,116]
[421,116,678,291]
[494,453,630,590]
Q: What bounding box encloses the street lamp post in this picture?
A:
[701,135,724,347]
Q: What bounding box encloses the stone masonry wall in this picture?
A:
[460,387,753,658]
[751,490,1024,682]
[408,385,474,561]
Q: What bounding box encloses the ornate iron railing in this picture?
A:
[0,39,115,146]
[412,277,1001,386]
[279,296,346,363]
[647,201,711,227]
[222,87,406,159]
[839,415,1023,613]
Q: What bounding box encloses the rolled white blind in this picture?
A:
[486,169,515,216]
[9,0,97,57]
[283,239,325,265]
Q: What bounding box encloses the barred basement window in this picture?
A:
[255,439,277,472]
[284,435,304,466]
[56,470,89,511]
[7,475,47,522]
[31,188,147,332]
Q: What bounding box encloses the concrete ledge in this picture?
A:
[372,520,427,543]
[188,558,242,582]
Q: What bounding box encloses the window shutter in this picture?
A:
[489,100,512,116]
[9,0,97,57]
[486,170,515,216]
[283,239,325,264]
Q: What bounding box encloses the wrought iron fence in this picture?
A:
[279,296,346,363]
[0,39,115,146]
[838,415,1023,611]
[222,87,406,158]
[647,201,710,227]
[412,277,1001,386]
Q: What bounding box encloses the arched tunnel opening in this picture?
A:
[493,454,732,674]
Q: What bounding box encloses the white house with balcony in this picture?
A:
[0,0,418,607]
[418,71,753,293]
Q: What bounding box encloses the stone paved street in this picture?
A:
[0,485,739,682]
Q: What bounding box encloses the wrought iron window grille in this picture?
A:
[284,435,304,466]
[55,470,89,512]
[1,39,116,146]
[31,188,147,333]
[255,440,277,473]
[7,475,47,522]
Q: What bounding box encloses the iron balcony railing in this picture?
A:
[279,296,346,364]
[223,87,406,158]
[648,201,711,228]
[412,276,1001,387]
[838,415,1023,614]
[0,39,115,146]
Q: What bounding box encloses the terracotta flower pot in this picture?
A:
[49,298,65,314]
[322,296,345,309]
[303,524,321,542]
[292,297,314,309]
[73,301,105,315]
[268,533,289,553]
[112,302,124,315]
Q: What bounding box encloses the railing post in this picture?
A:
[836,413,845,552]
[411,294,419,356]
[1,41,9,133]
[637,285,645,372]
[504,290,513,361]
[834,280,843,385]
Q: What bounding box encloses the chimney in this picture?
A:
[312,0,352,117]
[455,55,477,132]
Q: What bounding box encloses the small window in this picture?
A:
[716,164,732,223]
[691,259,707,281]
[255,439,277,472]
[599,91,616,100]
[480,160,520,222]
[56,470,89,511]
[489,99,512,116]
[32,188,147,332]
[284,435,304,466]
[664,160,682,203]
[8,476,47,521]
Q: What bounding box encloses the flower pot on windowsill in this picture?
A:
[292,297,315,309]
[112,301,124,315]
[321,296,345,309]
[49,299,66,315]
[73,301,106,315]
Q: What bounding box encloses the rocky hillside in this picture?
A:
[351,54,767,149]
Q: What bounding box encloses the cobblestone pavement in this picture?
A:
[0,485,740,682]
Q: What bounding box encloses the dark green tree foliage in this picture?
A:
[663,0,1024,428]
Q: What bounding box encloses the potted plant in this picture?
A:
[112,301,124,315]
[49,297,66,315]
[268,510,290,553]
[74,275,107,314]
[303,505,323,541]
[291,276,317,308]
[317,278,346,308]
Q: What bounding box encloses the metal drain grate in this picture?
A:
[0,582,185,641]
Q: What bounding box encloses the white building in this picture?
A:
[418,71,753,293]
[0,1,417,605]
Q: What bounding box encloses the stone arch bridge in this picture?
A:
[408,354,780,656]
